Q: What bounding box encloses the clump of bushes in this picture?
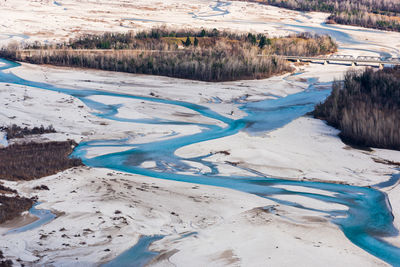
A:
[33,185,50,191]
[0,124,56,140]
[0,140,83,181]
[0,28,336,82]
[314,67,400,150]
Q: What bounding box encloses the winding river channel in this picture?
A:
[1,55,400,265]
[2,1,400,262]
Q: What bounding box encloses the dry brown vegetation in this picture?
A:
[0,28,337,82]
[0,141,82,181]
[314,68,400,150]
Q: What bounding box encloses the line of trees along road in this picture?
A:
[0,28,337,82]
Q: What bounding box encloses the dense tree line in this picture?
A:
[0,140,82,181]
[314,68,400,150]
[329,12,400,32]
[0,28,336,82]
[1,124,56,139]
[241,0,400,32]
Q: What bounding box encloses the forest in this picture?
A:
[242,0,400,32]
[313,67,400,150]
[0,28,337,82]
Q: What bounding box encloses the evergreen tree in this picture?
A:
[211,28,219,37]
[247,33,257,45]
[194,37,199,47]
[258,36,267,48]
[182,36,192,47]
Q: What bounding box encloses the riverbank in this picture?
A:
[0,59,399,265]
[0,166,387,266]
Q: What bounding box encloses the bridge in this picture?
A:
[280,55,400,69]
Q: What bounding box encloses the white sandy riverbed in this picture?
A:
[0,0,400,266]
[0,60,397,267]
